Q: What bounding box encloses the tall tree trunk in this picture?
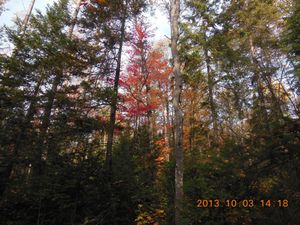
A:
[138,24,153,138]
[35,70,63,175]
[204,33,218,142]
[21,0,36,34]
[162,83,171,161]
[262,73,284,118]
[165,88,173,150]
[170,0,184,224]
[68,0,82,37]
[105,1,127,178]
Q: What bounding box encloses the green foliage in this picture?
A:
[0,0,299,225]
[112,128,162,225]
[285,0,300,78]
[181,117,300,225]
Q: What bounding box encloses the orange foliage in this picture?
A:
[96,0,107,5]
[87,5,97,12]
[155,138,170,163]
[181,85,212,150]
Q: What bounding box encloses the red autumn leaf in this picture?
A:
[120,21,171,124]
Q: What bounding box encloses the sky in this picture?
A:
[0,0,170,40]
[0,0,56,26]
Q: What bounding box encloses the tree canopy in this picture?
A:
[0,0,299,224]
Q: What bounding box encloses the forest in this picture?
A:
[0,0,299,224]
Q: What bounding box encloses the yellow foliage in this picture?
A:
[135,206,165,225]
[238,170,246,178]
[259,177,278,193]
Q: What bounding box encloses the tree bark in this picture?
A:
[35,70,63,175]
[170,0,184,224]
[68,0,82,37]
[21,0,36,34]
[105,1,127,178]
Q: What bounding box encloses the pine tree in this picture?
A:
[286,0,300,79]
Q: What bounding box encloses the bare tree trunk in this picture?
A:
[68,0,82,37]
[188,91,195,151]
[162,82,171,161]
[21,0,36,34]
[146,84,154,139]
[163,105,169,161]
[105,1,127,178]
[165,89,173,149]
[170,0,184,224]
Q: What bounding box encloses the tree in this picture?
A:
[97,0,147,179]
[0,0,299,224]
[170,0,184,224]
[20,0,36,34]
[120,21,171,131]
[1,0,101,211]
[105,0,128,178]
[286,0,300,79]
[181,0,221,145]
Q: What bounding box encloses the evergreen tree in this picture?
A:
[0,0,299,225]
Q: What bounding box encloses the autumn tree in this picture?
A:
[120,21,171,132]
[83,0,148,179]
[0,0,299,225]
